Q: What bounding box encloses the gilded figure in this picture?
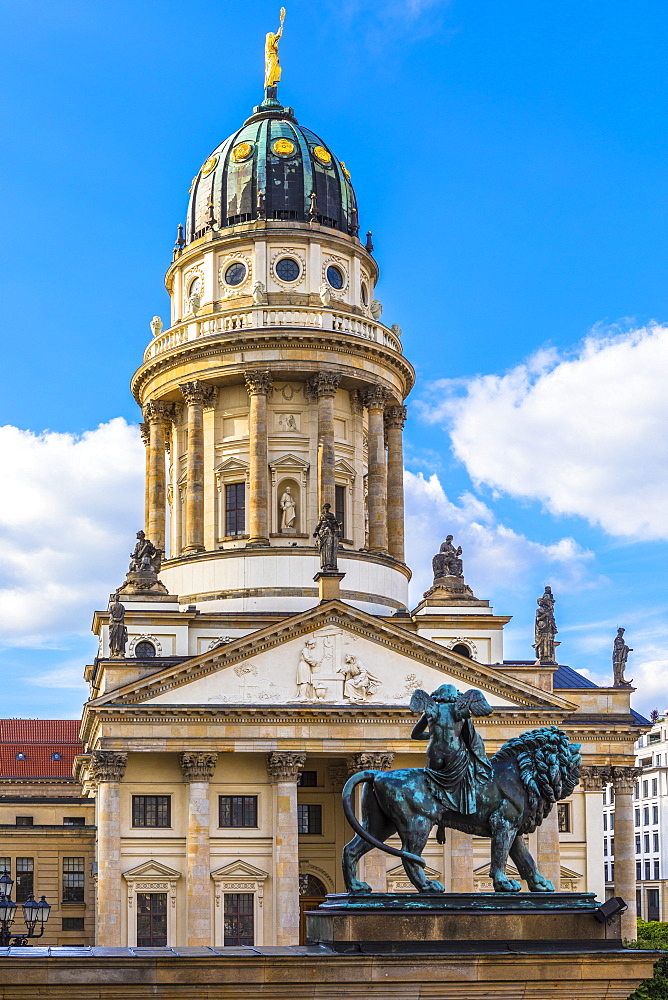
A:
[264,8,286,90]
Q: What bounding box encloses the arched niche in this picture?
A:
[277,477,300,534]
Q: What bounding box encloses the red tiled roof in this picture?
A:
[0,720,83,779]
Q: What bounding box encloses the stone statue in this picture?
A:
[432,535,464,580]
[337,653,381,703]
[189,292,200,315]
[108,594,128,658]
[533,585,558,664]
[313,503,341,572]
[370,299,383,320]
[296,638,319,701]
[280,486,297,531]
[612,627,633,687]
[150,316,163,338]
[342,684,581,895]
[129,531,161,575]
[391,323,402,338]
[264,7,286,90]
[319,282,332,307]
[252,281,266,305]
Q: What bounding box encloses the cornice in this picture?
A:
[131,333,414,405]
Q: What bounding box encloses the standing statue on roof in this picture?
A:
[264,7,286,91]
[612,627,633,688]
[533,585,559,664]
[108,594,128,658]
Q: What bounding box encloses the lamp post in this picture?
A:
[0,871,50,946]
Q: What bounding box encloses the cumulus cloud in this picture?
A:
[419,324,668,540]
[404,470,595,604]
[0,419,144,646]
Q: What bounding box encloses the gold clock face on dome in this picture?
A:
[312,145,332,164]
[201,155,218,176]
[272,137,295,156]
[232,141,254,162]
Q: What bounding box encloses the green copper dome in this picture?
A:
[185,99,359,243]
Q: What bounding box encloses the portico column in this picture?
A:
[536,806,561,890]
[580,767,606,902]
[612,766,640,941]
[245,371,272,546]
[364,386,391,554]
[266,751,306,945]
[180,381,213,553]
[140,422,151,533]
[180,751,217,946]
[384,404,407,563]
[450,830,474,892]
[309,371,341,511]
[346,752,395,892]
[143,401,171,553]
[91,751,127,947]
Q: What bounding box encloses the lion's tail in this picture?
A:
[342,771,426,868]
[492,725,582,833]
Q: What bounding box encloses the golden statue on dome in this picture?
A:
[265,7,286,90]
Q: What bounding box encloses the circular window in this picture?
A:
[452,643,472,659]
[135,640,156,659]
[224,262,247,286]
[361,282,368,306]
[276,257,300,282]
[326,265,344,290]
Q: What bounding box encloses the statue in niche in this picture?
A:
[296,638,319,700]
[337,653,381,703]
[533,585,558,664]
[280,486,297,532]
[108,594,128,658]
[612,627,633,688]
[313,503,341,571]
[432,535,464,580]
[129,531,161,575]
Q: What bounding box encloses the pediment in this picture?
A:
[388,863,441,880]
[215,457,249,473]
[334,458,356,477]
[123,860,181,881]
[473,863,582,879]
[269,453,310,470]
[211,859,269,880]
[91,601,574,713]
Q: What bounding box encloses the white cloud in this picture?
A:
[0,419,144,646]
[419,324,668,540]
[404,470,595,604]
[26,659,89,691]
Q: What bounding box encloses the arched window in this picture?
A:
[135,640,156,659]
[452,643,472,658]
[298,874,327,897]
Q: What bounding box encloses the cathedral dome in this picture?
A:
[185,100,359,243]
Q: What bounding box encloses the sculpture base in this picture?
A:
[314,570,345,601]
[117,568,169,597]
[306,892,621,954]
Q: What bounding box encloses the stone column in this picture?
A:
[266,751,306,945]
[612,766,640,941]
[143,401,172,554]
[180,751,217,946]
[536,806,561,890]
[450,829,475,893]
[245,372,272,546]
[179,381,214,553]
[364,386,391,554]
[346,752,395,891]
[580,767,606,903]
[384,404,407,563]
[308,372,341,512]
[140,422,151,534]
[91,751,127,947]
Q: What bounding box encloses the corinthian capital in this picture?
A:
[610,765,643,793]
[179,380,216,406]
[307,371,342,399]
[384,404,407,429]
[266,751,306,782]
[143,400,173,424]
[579,766,608,791]
[90,750,128,783]
[244,371,273,397]
[363,386,392,410]
[179,751,218,782]
[346,751,395,776]
[139,422,150,446]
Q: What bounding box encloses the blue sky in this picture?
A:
[0,0,666,718]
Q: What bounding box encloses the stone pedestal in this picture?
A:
[314,571,345,602]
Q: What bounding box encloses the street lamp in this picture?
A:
[0,871,50,946]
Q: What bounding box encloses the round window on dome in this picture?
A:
[135,640,156,659]
[326,265,344,290]
[276,257,301,282]
[361,282,368,306]
[225,262,247,286]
